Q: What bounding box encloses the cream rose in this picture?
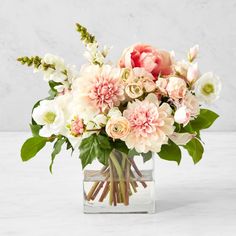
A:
[125,83,143,99]
[106,117,130,139]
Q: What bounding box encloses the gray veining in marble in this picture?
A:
[0,0,235,131]
[0,132,236,235]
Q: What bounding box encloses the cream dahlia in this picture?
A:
[122,93,175,153]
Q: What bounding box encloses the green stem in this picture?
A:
[110,152,127,205]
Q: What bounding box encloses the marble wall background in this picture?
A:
[0,0,235,131]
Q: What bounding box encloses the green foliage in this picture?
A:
[112,140,129,154]
[76,23,96,45]
[183,138,204,164]
[184,109,219,132]
[48,80,62,98]
[127,148,152,162]
[79,134,112,169]
[30,124,42,137]
[142,151,152,163]
[128,149,139,157]
[49,137,66,173]
[21,137,48,161]
[158,140,182,164]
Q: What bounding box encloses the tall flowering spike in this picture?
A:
[76,23,96,45]
[17,56,56,70]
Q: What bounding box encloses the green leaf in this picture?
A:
[79,134,112,169]
[185,109,219,131]
[183,138,204,164]
[112,140,129,154]
[49,138,66,173]
[142,151,152,163]
[128,149,139,157]
[31,100,41,125]
[21,137,47,161]
[96,134,111,149]
[97,148,112,166]
[30,124,42,137]
[158,140,182,164]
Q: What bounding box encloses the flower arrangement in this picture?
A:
[18,23,221,210]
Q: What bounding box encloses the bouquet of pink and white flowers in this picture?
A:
[19,23,221,208]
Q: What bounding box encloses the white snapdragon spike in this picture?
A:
[53,65,79,93]
[84,43,111,65]
[194,72,221,104]
[188,44,199,62]
[32,99,65,137]
[42,54,67,82]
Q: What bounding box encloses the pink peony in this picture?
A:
[119,44,172,79]
[122,93,174,153]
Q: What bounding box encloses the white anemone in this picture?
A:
[194,72,221,104]
[32,99,65,137]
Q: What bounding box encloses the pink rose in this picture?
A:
[119,44,172,79]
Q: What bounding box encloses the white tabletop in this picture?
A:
[0,132,236,236]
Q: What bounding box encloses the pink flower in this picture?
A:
[166,77,187,100]
[106,117,130,139]
[174,106,191,126]
[188,44,199,62]
[187,63,199,83]
[70,116,84,137]
[183,92,200,118]
[122,93,174,153]
[73,65,125,119]
[119,44,172,79]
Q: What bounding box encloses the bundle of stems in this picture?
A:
[85,150,147,206]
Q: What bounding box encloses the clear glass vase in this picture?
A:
[83,150,155,214]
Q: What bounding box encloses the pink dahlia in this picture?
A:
[122,93,175,153]
[72,65,125,120]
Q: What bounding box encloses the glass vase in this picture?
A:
[83,150,155,214]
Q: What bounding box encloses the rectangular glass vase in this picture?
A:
[83,151,155,214]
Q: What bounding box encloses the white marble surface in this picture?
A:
[0,0,235,131]
[0,132,236,235]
